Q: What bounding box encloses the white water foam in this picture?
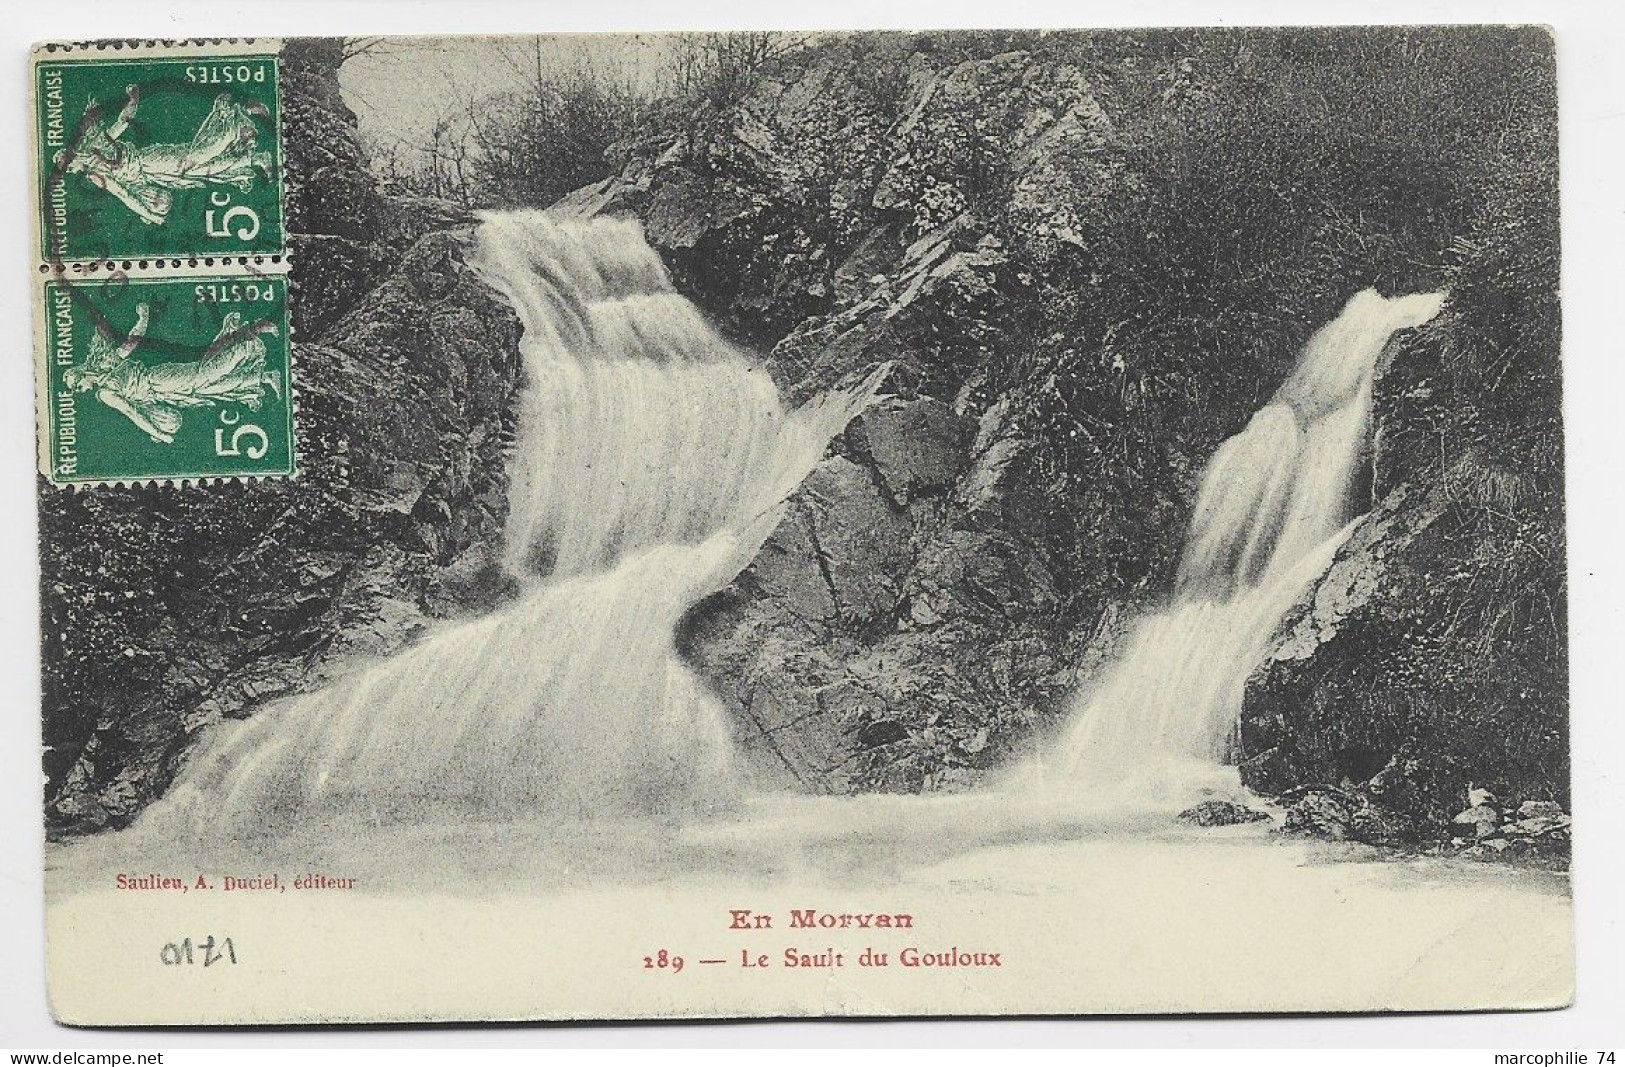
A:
[1031,288,1446,802]
[145,210,879,838]
[136,213,1443,843]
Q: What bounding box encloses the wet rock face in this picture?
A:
[1177,800,1272,828]
[596,37,1141,794]
[1240,476,1567,847]
[849,397,972,505]
[677,402,1075,793]
[1240,234,1567,850]
[676,386,1077,792]
[39,42,525,838]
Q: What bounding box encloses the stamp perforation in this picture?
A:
[34,37,298,489]
[38,255,289,275]
[35,39,276,54]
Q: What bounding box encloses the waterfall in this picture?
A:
[1042,288,1446,796]
[149,210,878,837]
[135,215,1443,841]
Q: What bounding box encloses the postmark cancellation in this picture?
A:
[32,40,295,487]
[40,271,294,485]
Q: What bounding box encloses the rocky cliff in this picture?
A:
[566,28,1568,836]
[1238,118,1568,854]
[40,30,1566,849]
[569,37,1152,790]
[39,39,523,837]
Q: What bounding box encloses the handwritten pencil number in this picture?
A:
[161,935,237,966]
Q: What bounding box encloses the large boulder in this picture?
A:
[678,405,1076,793]
[587,36,1145,793]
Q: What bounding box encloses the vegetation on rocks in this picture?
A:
[551,28,1565,835]
[1239,79,1566,844]
[39,31,1566,851]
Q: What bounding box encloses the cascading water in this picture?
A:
[137,211,1440,844]
[50,243,1565,1014]
[148,210,879,838]
[1038,288,1447,798]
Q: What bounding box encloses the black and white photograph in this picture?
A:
[7,2,1620,1050]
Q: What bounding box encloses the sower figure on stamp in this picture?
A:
[65,304,283,444]
[53,85,273,226]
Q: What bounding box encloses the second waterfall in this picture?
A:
[1039,287,1447,798]
[151,211,879,837]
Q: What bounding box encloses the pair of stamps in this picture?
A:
[33,43,294,485]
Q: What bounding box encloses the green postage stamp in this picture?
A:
[40,273,294,484]
[36,48,284,261]
[33,41,293,486]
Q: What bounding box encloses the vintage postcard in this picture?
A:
[33,28,1570,1025]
